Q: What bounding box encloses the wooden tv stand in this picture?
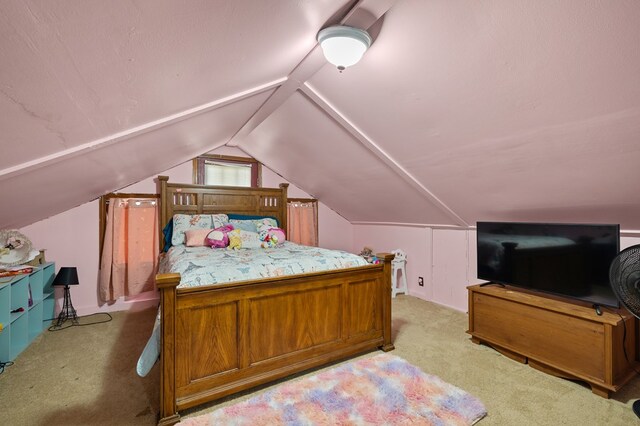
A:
[467,284,638,398]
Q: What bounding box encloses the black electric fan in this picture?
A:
[609,244,640,418]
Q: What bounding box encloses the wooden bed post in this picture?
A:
[158,176,169,248]
[377,253,396,352]
[279,183,289,233]
[157,273,181,426]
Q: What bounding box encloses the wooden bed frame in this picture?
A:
[155,176,395,425]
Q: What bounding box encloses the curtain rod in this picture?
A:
[103,192,159,200]
[288,198,317,203]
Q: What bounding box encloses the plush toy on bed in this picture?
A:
[359,246,375,263]
[258,226,269,243]
[206,224,234,248]
[227,229,266,250]
[268,228,286,244]
[260,234,277,248]
[227,231,242,250]
[258,224,286,248]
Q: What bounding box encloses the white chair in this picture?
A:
[391,249,407,298]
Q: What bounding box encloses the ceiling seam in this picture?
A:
[0,78,285,181]
[349,221,640,237]
[300,83,469,227]
[351,221,472,229]
[226,77,314,146]
[226,0,398,147]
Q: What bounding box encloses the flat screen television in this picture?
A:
[476,222,620,308]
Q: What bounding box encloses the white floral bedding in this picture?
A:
[137,242,368,376]
[161,241,368,288]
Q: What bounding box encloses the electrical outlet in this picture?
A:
[418,277,424,287]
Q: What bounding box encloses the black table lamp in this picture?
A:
[52,267,79,327]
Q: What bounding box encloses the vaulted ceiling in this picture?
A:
[2,0,639,229]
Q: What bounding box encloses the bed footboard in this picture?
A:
[157,273,181,426]
[158,253,394,425]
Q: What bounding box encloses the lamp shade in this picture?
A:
[317,25,372,71]
[53,267,79,286]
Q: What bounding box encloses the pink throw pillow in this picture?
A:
[185,228,213,247]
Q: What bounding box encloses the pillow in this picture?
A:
[253,217,279,229]
[162,218,173,252]
[227,229,263,250]
[229,219,259,233]
[227,214,279,227]
[185,228,213,247]
[205,224,235,248]
[172,214,229,246]
[211,213,229,229]
[172,214,212,246]
[228,217,279,233]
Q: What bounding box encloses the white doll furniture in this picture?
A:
[391,249,407,298]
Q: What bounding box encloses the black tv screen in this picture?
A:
[477,222,620,308]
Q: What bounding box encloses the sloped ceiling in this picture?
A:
[2,0,640,229]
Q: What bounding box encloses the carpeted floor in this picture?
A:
[1,295,639,425]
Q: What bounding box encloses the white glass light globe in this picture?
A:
[320,37,367,69]
[317,26,372,71]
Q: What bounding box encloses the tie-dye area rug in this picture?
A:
[178,353,487,425]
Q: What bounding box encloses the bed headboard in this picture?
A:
[158,176,288,234]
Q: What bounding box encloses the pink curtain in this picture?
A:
[287,201,318,247]
[99,198,159,302]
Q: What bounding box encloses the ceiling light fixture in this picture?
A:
[317,25,372,72]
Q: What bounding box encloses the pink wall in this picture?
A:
[316,204,353,252]
[261,167,353,252]
[431,229,470,312]
[354,224,640,312]
[621,236,640,251]
[352,225,471,309]
[19,146,353,315]
[353,225,432,300]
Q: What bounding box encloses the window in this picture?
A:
[194,154,261,187]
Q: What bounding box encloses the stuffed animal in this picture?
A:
[258,225,270,242]
[359,246,375,263]
[268,228,286,244]
[227,231,242,250]
[258,224,286,247]
[206,224,234,248]
[261,234,278,248]
[206,230,226,248]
